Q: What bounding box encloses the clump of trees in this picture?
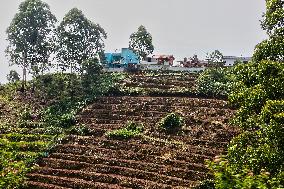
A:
[6,0,107,91]
[208,0,284,188]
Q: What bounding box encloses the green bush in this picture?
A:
[196,68,235,98]
[158,113,184,132]
[106,122,143,139]
[194,179,215,189]
[68,124,90,135]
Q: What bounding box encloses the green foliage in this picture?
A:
[253,0,284,62]
[0,151,29,189]
[206,50,225,67]
[196,68,235,97]
[106,122,144,139]
[81,58,103,94]
[56,8,107,73]
[209,61,284,188]
[0,71,117,188]
[229,61,284,129]
[208,157,284,189]
[68,124,90,136]
[261,0,284,36]
[35,73,84,99]
[6,70,20,83]
[253,35,284,62]
[194,179,215,189]
[6,0,57,81]
[129,25,154,60]
[158,113,184,132]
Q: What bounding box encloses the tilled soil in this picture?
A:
[25,95,238,188]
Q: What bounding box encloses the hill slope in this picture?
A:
[25,73,238,188]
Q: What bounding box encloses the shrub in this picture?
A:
[106,122,143,139]
[194,179,215,189]
[68,124,90,135]
[196,67,235,98]
[158,113,184,132]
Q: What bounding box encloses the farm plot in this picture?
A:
[0,95,62,188]
[26,96,238,188]
[113,73,198,96]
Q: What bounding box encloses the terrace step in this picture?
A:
[43,154,208,179]
[89,97,230,108]
[53,143,219,163]
[58,136,223,156]
[52,145,210,165]
[27,173,131,189]
[25,181,72,189]
[38,158,200,185]
[29,168,191,189]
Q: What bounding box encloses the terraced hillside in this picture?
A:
[25,73,238,188]
[113,73,197,96]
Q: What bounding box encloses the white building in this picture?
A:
[223,56,251,67]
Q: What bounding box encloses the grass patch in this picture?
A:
[106,122,144,139]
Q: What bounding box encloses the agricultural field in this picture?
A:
[19,73,239,188]
[1,0,283,187]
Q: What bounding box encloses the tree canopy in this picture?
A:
[129,25,154,61]
[56,8,107,73]
[206,50,224,67]
[253,0,284,62]
[6,0,57,87]
[6,70,20,83]
[209,1,284,187]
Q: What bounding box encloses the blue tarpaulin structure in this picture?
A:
[104,48,139,68]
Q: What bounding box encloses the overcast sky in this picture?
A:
[0,0,267,83]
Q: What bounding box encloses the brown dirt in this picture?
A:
[26,94,238,188]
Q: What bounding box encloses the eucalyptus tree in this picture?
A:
[6,0,57,89]
[129,25,154,61]
[56,8,107,73]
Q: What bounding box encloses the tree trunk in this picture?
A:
[21,52,28,93]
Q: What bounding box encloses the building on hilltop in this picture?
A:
[178,55,208,68]
[140,55,175,70]
[223,56,251,67]
[104,48,139,68]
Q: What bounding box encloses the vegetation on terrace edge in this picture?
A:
[106,121,144,139]
[0,59,121,188]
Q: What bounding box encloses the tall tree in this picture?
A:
[56,8,107,73]
[6,0,57,89]
[129,25,154,61]
[253,0,284,62]
[206,50,224,67]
